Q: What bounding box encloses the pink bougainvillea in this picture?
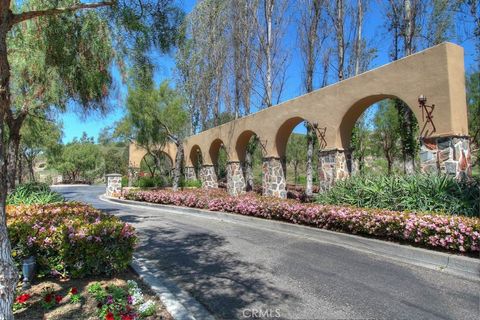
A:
[7,202,137,278]
[126,189,480,254]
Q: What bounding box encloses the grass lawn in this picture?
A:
[14,269,172,320]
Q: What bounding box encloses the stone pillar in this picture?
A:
[318,149,352,191]
[227,161,246,196]
[106,173,122,197]
[420,136,471,179]
[200,165,218,189]
[184,166,197,181]
[262,157,287,198]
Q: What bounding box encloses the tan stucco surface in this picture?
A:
[130,42,469,167]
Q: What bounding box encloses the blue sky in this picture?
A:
[60,0,478,143]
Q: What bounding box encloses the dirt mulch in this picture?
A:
[14,268,173,320]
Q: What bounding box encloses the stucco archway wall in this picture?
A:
[130,42,470,194]
[128,142,177,169]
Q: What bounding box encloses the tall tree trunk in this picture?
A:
[172,141,183,191]
[28,160,35,182]
[232,1,242,119]
[354,0,363,76]
[294,163,298,184]
[6,114,25,191]
[17,155,23,185]
[264,0,273,107]
[302,0,322,197]
[306,125,314,196]
[400,0,417,173]
[0,21,18,319]
[6,131,19,191]
[244,151,254,191]
[387,155,393,175]
[335,0,345,81]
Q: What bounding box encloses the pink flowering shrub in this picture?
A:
[126,189,480,254]
[7,202,137,278]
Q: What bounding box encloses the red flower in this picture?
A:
[55,295,62,303]
[44,294,52,303]
[16,294,31,304]
[106,312,115,320]
[70,287,78,295]
[121,315,133,320]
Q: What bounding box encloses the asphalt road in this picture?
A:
[53,185,480,320]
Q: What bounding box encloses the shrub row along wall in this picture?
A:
[125,189,480,254]
[7,202,137,278]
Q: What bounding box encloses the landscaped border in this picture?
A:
[124,189,480,255]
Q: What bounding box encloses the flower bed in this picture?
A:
[13,269,171,320]
[125,189,480,254]
[7,202,137,278]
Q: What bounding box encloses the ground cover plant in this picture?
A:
[7,182,64,205]
[12,269,171,320]
[7,202,137,279]
[125,189,480,255]
[316,174,480,217]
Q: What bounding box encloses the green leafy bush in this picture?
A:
[180,179,202,188]
[134,176,169,188]
[121,176,129,187]
[7,183,64,205]
[316,174,480,217]
[7,202,137,278]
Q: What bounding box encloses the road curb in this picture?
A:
[130,257,214,320]
[101,195,480,282]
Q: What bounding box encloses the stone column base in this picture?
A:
[200,165,218,188]
[318,149,352,191]
[420,136,471,179]
[227,161,246,195]
[184,166,197,181]
[106,173,122,197]
[262,157,286,198]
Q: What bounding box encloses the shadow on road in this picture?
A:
[135,225,297,319]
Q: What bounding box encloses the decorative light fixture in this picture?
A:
[311,121,327,149]
[418,94,427,104]
[418,94,436,136]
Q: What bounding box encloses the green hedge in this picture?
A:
[317,174,480,217]
[7,202,137,278]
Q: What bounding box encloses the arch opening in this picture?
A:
[209,139,229,184]
[235,130,263,192]
[344,96,421,175]
[275,117,320,195]
[139,150,174,187]
[189,145,203,178]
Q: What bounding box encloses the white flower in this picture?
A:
[131,288,144,305]
[139,300,156,316]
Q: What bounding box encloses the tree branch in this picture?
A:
[11,1,114,26]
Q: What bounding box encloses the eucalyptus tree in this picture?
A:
[254,0,290,108]
[0,0,182,316]
[328,0,347,81]
[176,0,228,131]
[229,0,258,118]
[383,0,424,173]
[124,79,188,191]
[297,0,328,195]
